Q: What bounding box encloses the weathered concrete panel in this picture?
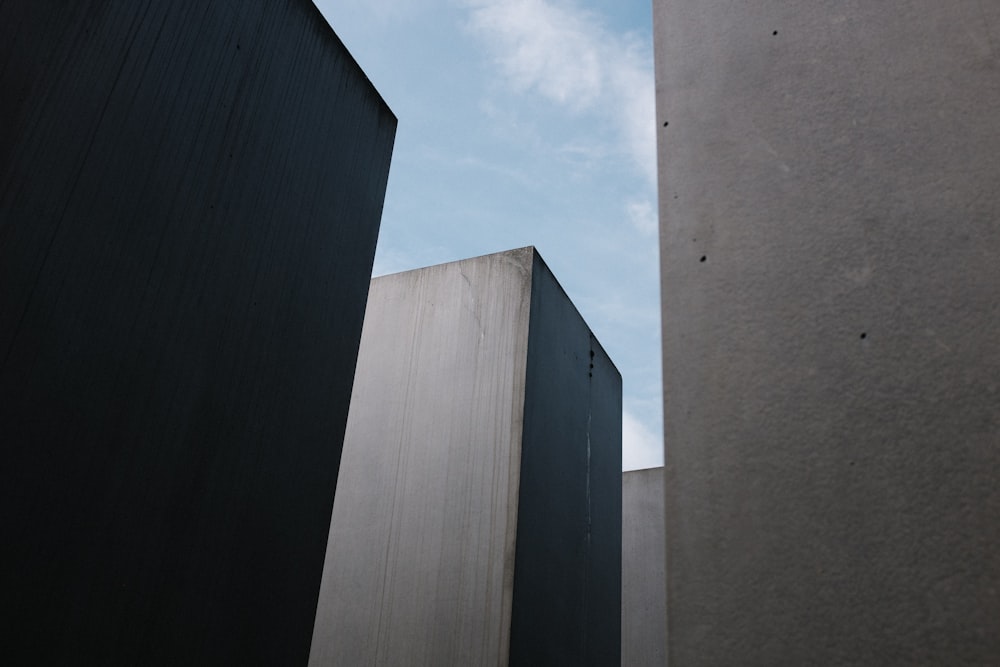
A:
[655,1,1000,665]
[310,248,622,666]
[0,1,395,664]
[310,250,532,666]
[622,467,665,667]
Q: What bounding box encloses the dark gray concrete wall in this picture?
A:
[655,2,1000,665]
[310,248,622,665]
[509,251,622,666]
[0,1,395,664]
[622,467,665,667]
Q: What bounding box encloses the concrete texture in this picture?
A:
[622,467,666,667]
[0,1,395,664]
[654,2,1000,665]
[309,247,622,666]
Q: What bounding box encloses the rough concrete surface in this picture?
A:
[309,248,622,666]
[0,1,395,663]
[622,467,666,667]
[655,1,1000,665]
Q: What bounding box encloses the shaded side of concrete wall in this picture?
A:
[311,248,622,666]
[622,467,665,667]
[309,249,534,666]
[655,1,1000,665]
[0,1,395,663]
[508,251,623,666]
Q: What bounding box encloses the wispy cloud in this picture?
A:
[464,0,603,108]
[622,408,663,471]
[626,198,657,236]
[463,0,656,185]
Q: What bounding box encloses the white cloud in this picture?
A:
[464,0,602,108]
[626,198,657,236]
[610,39,657,186]
[463,0,656,185]
[622,408,662,471]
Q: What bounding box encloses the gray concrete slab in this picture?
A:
[0,1,395,663]
[309,247,622,666]
[654,1,1000,664]
[622,467,665,667]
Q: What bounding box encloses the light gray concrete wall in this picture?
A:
[309,249,531,666]
[655,2,1000,665]
[309,247,622,666]
[622,467,665,667]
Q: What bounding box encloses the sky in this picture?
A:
[315,0,662,471]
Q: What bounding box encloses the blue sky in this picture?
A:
[315,0,662,471]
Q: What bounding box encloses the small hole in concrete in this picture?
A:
[772,30,778,36]
[663,121,669,127]
[860,332,867,340]
[700,255,707,262]
[590,350,595,359]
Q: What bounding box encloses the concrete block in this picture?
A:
[622,467,665,667]
[309,247,622,666]
[655,1,1000,664]
[0,1,395,663]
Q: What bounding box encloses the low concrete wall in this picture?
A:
[0,1,395,663]
[310,248,622,666]
[622,467,666,666]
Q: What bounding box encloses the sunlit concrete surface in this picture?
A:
[310,248,622,666]
[655,1,1000,664]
